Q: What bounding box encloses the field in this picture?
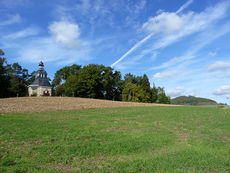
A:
[0,98,230,172]
[0,97,173,113]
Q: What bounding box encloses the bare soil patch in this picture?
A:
[0,97,176,113]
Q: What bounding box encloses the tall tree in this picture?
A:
[139,74,151,92]
[26,71,36,86]
[156,87,171,104]
[101,67,122,100]
[8,63,29,97]
[0,50,11,98]
[52,64,81,96]
[52,64,81,87]
[75,64,104,98]
[0,50,29,97]
[122,82,150,102]
[150,84,158,103]
[123,73,152,102]
[124,73,137,84]
[64,75,79,97]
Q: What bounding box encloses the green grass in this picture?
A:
[0,106,230,172]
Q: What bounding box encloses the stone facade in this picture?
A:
[28,86,52,96]
[28,61,52,96]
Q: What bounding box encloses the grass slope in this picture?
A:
[1,106,230,172]
[171,96,217,106]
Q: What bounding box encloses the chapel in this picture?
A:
[28,61,52,96]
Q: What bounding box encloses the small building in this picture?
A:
[28,61,52,96]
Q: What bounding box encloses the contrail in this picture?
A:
[111,33,153,68]
[176,0,194,14]
[110,0,194,68]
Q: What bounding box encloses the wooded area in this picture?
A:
[0,49,170,104]
[0,49,33,98]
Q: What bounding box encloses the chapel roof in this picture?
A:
[29,61,52,87]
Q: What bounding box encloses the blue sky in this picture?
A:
[1,0,230,104]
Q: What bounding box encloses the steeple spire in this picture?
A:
[39,61,44,68]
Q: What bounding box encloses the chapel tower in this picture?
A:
[28,61,52,96]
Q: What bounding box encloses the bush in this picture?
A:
[31,93,37,97]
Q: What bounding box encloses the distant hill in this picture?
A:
[171,96,218,105]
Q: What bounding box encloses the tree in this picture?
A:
[0,49,4,56]
[124,73,137,85]
[52,64,81,96]
[54,85,65,96]
[139,74,151,91]
[26,71,36,86]
[7,63,29,97]
[123,73,152,102]
[151,84,158,103]
[64,75,79,97]
[122,82,150,102]
[110,70,123,101]
[138,74,151,102]
[52,64,81,87]
[0,50,29,97]
[76,64,104,98]
[0,51,11,97]
[156,87,170,104]
[101,67,122,100]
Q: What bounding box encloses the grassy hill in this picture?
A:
[171,96,218,105]
[1,106,230,172]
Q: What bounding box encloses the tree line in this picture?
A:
[52,64,170,104]
[0,49,170,104]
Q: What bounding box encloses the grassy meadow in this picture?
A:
[0,106,230,172]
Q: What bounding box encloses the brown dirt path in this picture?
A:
[0,97,177,113]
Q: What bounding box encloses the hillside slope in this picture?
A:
[0,97,175,113]
[171,96,217,105]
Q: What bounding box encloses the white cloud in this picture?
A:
[213,85,230,95]
[0,0,30,9]
[150,21,230,71]
[150,56,193,70]
[2,27,39,40]
[15,37,91,65]
[0,14,21,27]
[154,70,179,79]
[224,74,230,78]
[142,12,193,34]
[166,86,185,97]
[208,51,217,57]
[49,21,81,49]
[208,61,230,71]
[150,52,158,61]
[75,0,91,15]
[134,0,146,14]
[0,20,92,65]
[143,1,229,36]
